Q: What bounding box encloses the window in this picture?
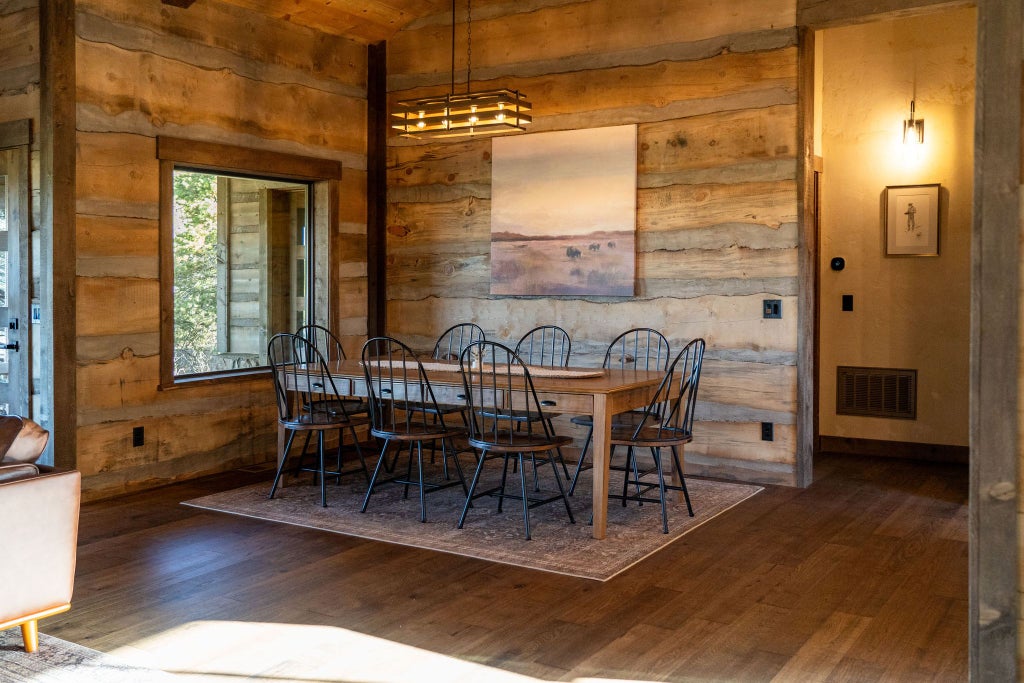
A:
[171,170,310,376]
[158,138,340,385]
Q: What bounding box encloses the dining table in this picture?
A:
[277,357,667,540]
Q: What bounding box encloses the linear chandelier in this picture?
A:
[391,0,531,139]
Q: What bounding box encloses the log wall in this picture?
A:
[386,0,801,484]
[72,0,368,497]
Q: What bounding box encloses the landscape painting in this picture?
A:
[490,125,637,296]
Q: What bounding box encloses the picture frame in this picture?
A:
[885,183,940,256]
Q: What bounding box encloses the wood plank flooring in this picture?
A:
[42,453,968,682]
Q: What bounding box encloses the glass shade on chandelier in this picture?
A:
[391,89,532,138]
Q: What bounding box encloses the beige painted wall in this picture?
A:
[818,7,975,446]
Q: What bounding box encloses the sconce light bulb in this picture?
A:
[416,120,426,129]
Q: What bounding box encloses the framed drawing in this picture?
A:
[490,125,637,296]
[885,183,940,256]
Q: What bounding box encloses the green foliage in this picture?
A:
[172,171,218,375]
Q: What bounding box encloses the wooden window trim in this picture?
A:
[157,137,341,389]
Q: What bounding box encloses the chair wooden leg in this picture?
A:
[21,619,39,653]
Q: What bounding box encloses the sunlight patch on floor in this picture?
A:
[108,620,657,683]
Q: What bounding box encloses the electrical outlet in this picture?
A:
[132,426,144,447]
[763,299,782,319]
[842,294,853,311]
[761,422,774,441]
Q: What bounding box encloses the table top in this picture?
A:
[326,358,664,397]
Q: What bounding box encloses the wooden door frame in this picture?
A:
[797,0,1020,678]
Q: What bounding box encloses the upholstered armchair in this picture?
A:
[0,416,80,653]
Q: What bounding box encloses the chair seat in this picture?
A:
[371,423,466,442]
[306,397,370,416]
[610,425,692,448]
[282,412,369,431]
[405,402,466,416]
[469,432,572,454]
[570,409,657,429]
[482,408,561,423]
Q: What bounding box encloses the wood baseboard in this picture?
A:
[817,436,968,464]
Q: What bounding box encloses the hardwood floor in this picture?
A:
[43,453,968,682]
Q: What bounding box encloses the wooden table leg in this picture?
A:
[590,394,611,539]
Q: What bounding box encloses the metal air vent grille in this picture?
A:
[836,366,917,420]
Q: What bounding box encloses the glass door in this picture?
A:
[0,147,30,417]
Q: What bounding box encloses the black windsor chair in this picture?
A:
[514,325,571,367]
[457,341,575,540]
[268,333,370,507]
[608,338,705,533]
[295,322,370,429]
[568,328,671,495]
[513,325,574,483]
[360,337,469,522]
[432,323,486,361]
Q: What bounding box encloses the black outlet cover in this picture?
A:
[842,294,853,311]
[763,299,782,319]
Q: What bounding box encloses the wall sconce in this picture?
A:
[903,100,924,144]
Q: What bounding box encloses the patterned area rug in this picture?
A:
[0,630,173,682]
[184,463,762,581]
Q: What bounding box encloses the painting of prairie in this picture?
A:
[490,125,637,296]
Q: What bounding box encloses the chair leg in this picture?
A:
[349,425,370,482]
[632,447,645,505]
[547,449,575,524]
[21,619,38,653]
[446,438,470,498]
[621,446,633,506]
[294,431,314,478]
[458,450,489,529]
[671,446,694,517]
[518,453,532,540]
[403,443,415,499]
[269,429,298,499]
[361,438,392,513]
[417,442,427,523]
[568,427,592,496]
[498,454,512,514]
[318,431,327,507]
[653,447,669,534]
